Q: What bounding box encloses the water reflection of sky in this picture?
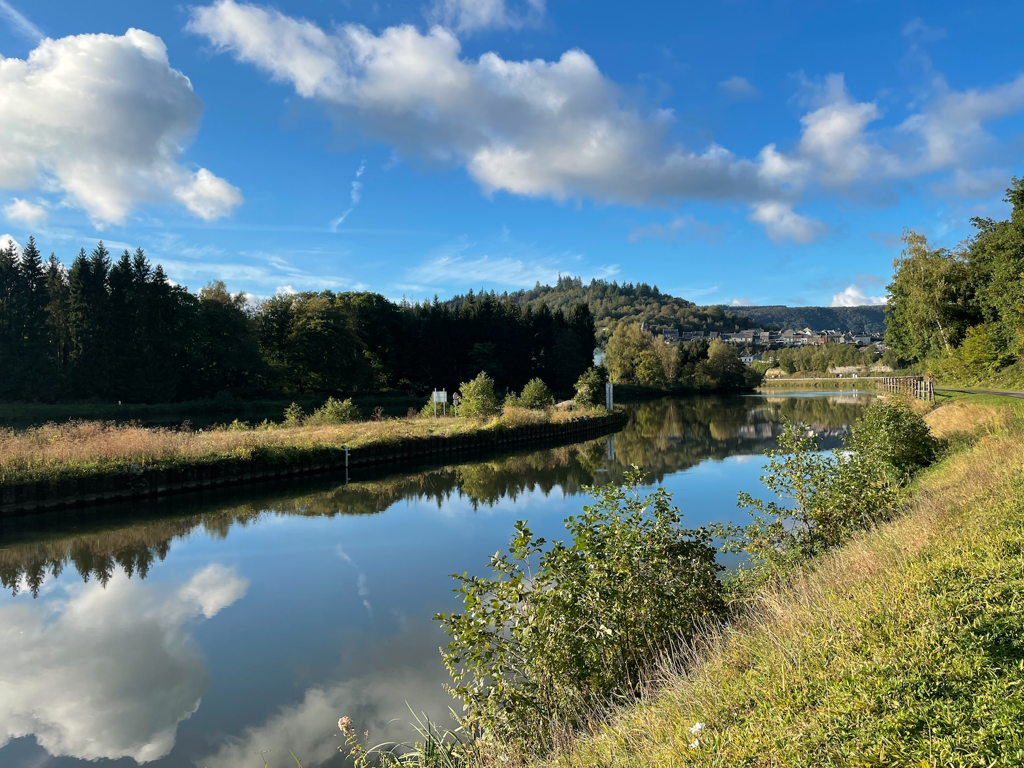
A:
[0,393,868,768]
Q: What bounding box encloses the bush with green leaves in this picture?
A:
[457,372,500,418]
[436,468,725,754]
[718,419,904,588]
[283,402,305,427]
[307,396,360,425]
[518,378,554,409]
[847,399,937,478]
[573,367,605,408]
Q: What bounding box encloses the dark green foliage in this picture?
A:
[847,399,937,478]
[436,468,725,753]
[518,378,554,409]
[727,305,887,334]
[885,177,1024,378]
[0,238,598,405]
[448,275,752,343]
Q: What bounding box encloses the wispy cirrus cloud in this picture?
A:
[330,162,365,231]
[628,213,725,243]
[0,0,42,42]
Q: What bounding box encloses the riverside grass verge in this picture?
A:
[0,405,614,489]
[532,401,1024,767]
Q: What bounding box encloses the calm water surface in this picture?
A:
[0,392,870,768]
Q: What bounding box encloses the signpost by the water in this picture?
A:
[606,382,614,410]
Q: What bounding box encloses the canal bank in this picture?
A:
[0,411,626,515]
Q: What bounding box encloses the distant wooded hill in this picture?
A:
[447,278,888,340]
[717,305,887,334]
[448,276,754,341]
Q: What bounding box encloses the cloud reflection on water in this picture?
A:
[0,565,248,763]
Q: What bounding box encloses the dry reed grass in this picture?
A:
[924,399,1007,438]
[538,403,1024,767]
[0,407,602,485]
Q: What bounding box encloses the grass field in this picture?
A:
[536,396,1024,767]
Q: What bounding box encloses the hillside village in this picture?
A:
[660,327,885,349]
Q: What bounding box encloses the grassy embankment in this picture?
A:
[0,405,610,488]
[0,394,426,431]
[538,396,1024,767]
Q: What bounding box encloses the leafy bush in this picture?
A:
[847,399,937,478]
[573,367,606,408]
[457,372,500,418]
[283,402,305,427]
[718,421,902,585]
[436,468,725,753]
[307,396,360,425]
[518,378,554,409]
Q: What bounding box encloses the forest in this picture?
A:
[0,238,596,403]
[885,176,1024,384]
[449,276,754,341]
[731,305,887,334]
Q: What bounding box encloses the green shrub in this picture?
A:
[457,372,500,418]
[283,402,305,427]
[573,367,605,408]
[848,399,937,478]
[436,468,725,754]
[718,421,902,586]
[307,396,360,425]
[518,378,554,409]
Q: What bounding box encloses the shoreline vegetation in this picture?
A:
[0,371,620,510]
[311,394,1024,768]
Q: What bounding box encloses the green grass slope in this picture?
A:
[544,404,1024,767]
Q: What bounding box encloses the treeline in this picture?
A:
[602,324,761,390]
[773,343,882,374]
[448,276,754,341]
[0,238,595,403]
[885,177,1024,382]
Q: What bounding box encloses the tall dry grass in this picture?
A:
[0,407,603,485]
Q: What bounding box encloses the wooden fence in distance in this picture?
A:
[880,376,935,403]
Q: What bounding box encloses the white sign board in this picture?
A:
[432,390,447,403]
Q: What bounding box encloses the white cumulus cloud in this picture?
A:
[830,284,887,307]
[187,1,774,210]
[749,201,827,244]
[0,565,248,763]
[0,29,241,226]
[0,234,21,256]
[3,197,46,226]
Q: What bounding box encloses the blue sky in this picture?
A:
[1,0,1022,307]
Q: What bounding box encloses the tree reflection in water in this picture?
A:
[0,393,870,597]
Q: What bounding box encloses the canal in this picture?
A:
[0,392,870,768]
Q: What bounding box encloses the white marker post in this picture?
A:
[605,382,614,410]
